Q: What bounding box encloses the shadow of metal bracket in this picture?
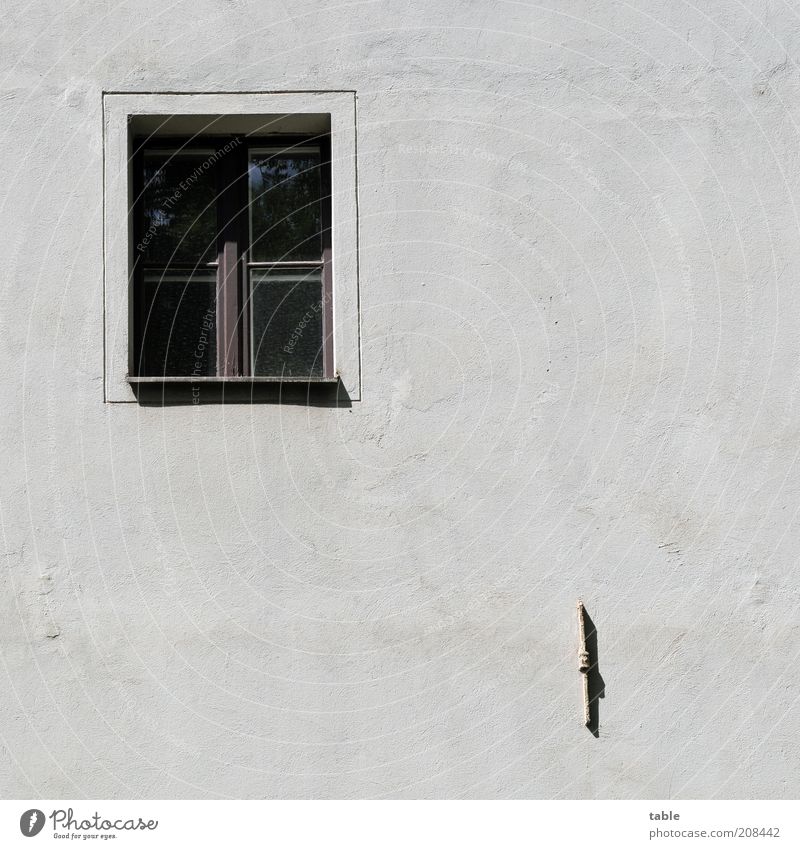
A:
[577,601,605,738]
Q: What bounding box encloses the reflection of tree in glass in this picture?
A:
[249,153,322,261]
[142,155,219,264]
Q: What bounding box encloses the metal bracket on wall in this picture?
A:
[577,600,591,728]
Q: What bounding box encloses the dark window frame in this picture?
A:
[131,133,334,381]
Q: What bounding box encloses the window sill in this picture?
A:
[127,375,339,384]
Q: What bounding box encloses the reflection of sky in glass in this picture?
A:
[248,155,307,191]
[247,148,322,262]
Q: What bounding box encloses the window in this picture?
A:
[102,92,360,403]
[132,135,334,381]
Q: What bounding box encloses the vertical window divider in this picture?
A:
[320,134,334,379]
[217,136,243,377]
[131,141,145,377]
[239,139,252,376]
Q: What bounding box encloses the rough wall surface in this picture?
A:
[1,0,799,799]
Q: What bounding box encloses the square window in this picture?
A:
[132,135,333,380]
[103,92,361,401]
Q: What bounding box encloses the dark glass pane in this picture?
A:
[141,151,219,264]
[250,268,323,377]
[139,271,217,376]
[249,148,322,261]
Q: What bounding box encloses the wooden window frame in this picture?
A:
[131,133,335,382]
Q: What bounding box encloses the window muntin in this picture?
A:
[133,136,333,380]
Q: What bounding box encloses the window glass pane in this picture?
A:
[248,147,322,261]
[139,270,217,376]
[141,151,219,264]
[250,268,323,377]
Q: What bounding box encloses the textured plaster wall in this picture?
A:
[1,0,799,799]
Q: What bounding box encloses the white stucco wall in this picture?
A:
[1,0,799,799]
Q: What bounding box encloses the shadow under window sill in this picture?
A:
[127,375,350,407]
